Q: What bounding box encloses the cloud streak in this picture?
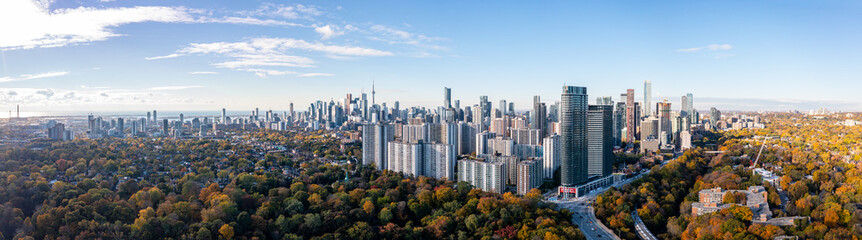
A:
[0,85,208,108]
[0,71,69,82]
[676,44,733,52]
[147,38,392,77]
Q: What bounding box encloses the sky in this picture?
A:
[1,0,862,114]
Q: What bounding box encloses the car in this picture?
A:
[591,228,595,231]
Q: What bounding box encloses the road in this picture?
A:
[560,201,620,240]
[548,157,672,240]
[632,210,658,240]
[549,169,655,240]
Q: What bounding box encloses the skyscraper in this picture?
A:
[479,95,490,119]
[687,93,693,113]
[153,110,158,126]
[542,135,560,180]
[658,101,672,144]
[221,108,226,124]
[710,107,721,129]
[444,87,451,108]
[644,81,652,117]
[531,96,547,137]
[625,89,635,145]
[560,86,588,186]
[681,93,694,117]
[613,101,626,146]
[345,93,352,113]
[362,123,394,170]
[117,118,124,135]
[588,105,613,178]
[361,93,368,120]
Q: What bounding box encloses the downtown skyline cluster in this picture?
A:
[353,81,761,197]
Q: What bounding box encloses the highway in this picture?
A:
[549,169,653,240]
[548,158,672,240]
[632,210,658,240]
[561,201,620,240]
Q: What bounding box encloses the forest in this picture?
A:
[595,113,862,240]
[0,129,583,239]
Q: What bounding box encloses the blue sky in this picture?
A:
[1,0,861,113]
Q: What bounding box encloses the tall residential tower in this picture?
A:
[560,86,589,186]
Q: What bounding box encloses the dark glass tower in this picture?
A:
[560,86,588,187]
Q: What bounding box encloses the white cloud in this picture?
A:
[0,71,69,82]
[201,16,304,27]
[252,3,322,20]
[315,24,351,40]
[0,0,196,50]
[369,25,448,51]
[0,86,208,108]
[189,71,218,75]
[237,68,297,77]
[146,85,203,91]
[676,44,733,52]
[212,54,316,68]
[299,73,334,77]
[0,1,321,51]
[147,38,390,77]
[144,53,183,60]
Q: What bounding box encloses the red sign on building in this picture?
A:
[559,187,577,195]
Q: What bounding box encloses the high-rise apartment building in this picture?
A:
[613,101,626,145]
[588,105,613,178]
[641,116,660,140]
[560,86,588,186]
[644,81,652,117]
[117,118,124,136]
[362,123,394,170]
[457,122,477,155]
[510,128,542,145]
[658,101,672,144]
[531,96,547,137]
[444,87,452,108]
[48,123,65,140]
[386,141,455,180]
[710,107,721,129]
[423,142,456,180]
[458,159,506,194]
[486,136,514,156]
[543,134,560,180]
[625,89,636,146]
[517,160,542,195]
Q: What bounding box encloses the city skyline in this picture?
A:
[3,0,862,113]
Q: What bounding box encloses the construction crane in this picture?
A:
[751,136,771,176]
